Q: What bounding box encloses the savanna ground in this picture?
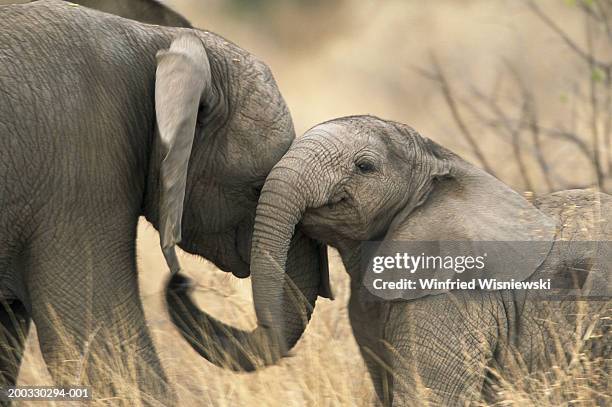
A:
[6,0,612,405]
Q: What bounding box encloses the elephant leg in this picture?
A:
[25,223,174,405]
[0,300,30,387]
[349,293,393,406]
[354,335,392,407]
[384,294,500,406]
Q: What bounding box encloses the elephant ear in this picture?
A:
[372,139,557,300]
[155,34,212,274]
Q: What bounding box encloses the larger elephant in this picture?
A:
[171,115,611,405]
[0,0,329,403]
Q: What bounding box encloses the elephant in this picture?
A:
[169,115,611,405]
[0,0,191,26]
[0,0,330,403]
[62,0,192,27]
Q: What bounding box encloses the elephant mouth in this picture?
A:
[215,230,250,279]
[303,188,353,223]
[233,222,252,279]
[230,258,250,279]
[232,238,251,279]
[178,227,251,279]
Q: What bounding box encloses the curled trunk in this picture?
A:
[243,140,336,360]
[165,228,322,371]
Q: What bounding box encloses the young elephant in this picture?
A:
[0,1,329,403]
[198,115,610,405]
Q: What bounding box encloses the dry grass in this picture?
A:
[13,222,610,406]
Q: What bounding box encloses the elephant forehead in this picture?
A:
[302,122,364,143]
[301,122,391,158]
[306,122,349,135]
[307,120,381,136]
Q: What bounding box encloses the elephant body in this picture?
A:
[0,1,329,403]
[347,190,610,405]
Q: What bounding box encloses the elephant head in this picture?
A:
[148,34,331,371]
[231,115,556,358]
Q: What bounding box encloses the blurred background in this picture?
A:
[165,0,611,193]
[3,0,610,405]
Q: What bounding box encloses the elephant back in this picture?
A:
[534,189,612,241]
[532,189,611,362]
[532,189,611,295]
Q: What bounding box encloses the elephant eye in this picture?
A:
[356,161,376,174]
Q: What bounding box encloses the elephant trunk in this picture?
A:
[165,225,322,371]
[249,136,339,352]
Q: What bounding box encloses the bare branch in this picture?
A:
[535,126,593,161]
[420,53,496,175]
[527,0,611,70]
[506,64,555,192]
[525,106,554,192]
[469,81,534,191]
[591,0,612,40]
[605,68,612,173]
[585,15,606,187]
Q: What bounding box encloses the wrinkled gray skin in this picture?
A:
[64,0,192,27]
[0,1,328,403]
[213,115,610,405]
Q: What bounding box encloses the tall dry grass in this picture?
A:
[14,227,610,406]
